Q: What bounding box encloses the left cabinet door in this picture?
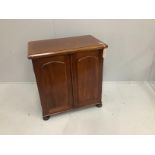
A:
[32,55,73,116]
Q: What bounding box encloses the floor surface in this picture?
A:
[0,82,155,134]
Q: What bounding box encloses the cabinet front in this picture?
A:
[33,55,73,115]
[71,50,103,107]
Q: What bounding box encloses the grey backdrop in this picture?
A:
[0,19,155,82]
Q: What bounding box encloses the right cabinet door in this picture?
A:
[71,49,103,107]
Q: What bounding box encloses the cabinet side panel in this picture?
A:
[98,51,104,103]
[32,60,48,116]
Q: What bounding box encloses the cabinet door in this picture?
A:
[71,50,103,107]
[33,55,73,115]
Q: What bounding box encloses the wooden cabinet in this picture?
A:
[32,55,73,116]
[28,35,108,120]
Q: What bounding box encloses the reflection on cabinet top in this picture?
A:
[28,35,108,59]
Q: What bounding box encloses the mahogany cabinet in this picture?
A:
[28,35,108,120]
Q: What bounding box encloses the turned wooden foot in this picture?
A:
[43,116,50,120]
[96,103,102,108]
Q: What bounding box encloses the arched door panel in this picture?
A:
[71,50,103,107]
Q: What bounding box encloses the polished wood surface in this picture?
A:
[28,35,108,59]
[32,55,73,117]
[71,49,103,108]
[28,35,108,120]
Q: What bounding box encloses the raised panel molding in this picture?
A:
[41,61,65,68]
[77,55,98,62]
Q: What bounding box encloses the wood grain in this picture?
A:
[28,35,108,59]
[28,35,108,120]
[32,55,73,116]
[71,49,103,107]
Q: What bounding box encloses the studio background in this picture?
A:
[0,19,155,82]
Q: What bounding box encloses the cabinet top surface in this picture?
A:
[28,35,108,59]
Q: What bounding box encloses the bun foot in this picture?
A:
[96,103,102,108]
[43,116,50,120]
